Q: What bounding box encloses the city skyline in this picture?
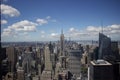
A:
[1,0,120,42]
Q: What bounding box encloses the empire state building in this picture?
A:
[60,29,64,56]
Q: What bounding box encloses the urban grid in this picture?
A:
[1,31,120,80]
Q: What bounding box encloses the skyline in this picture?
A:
[1,0,120,42]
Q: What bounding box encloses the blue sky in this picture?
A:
[1,0,120,42]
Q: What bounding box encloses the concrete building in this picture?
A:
[68,50,82,78]
[111,41,120,60]
[38,64,41,80]
[89,60,114,80]
[6,47,17,72]
[17,67,24,80]
[81,51,87,64]
[44,46,52,71]
[41,45,53,80]
[60,29,64,56]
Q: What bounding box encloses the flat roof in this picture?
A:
[91,60,112,66]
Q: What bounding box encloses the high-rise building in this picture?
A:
[41,45,53,80]
[44,46,52,70]
[60,29,64,56]
[68,50,82,78]
[17,67,24,80]
[89,60,114,80]
[23,48,33,74]
[6,46,17,72]
[0,47,7,79]
[111,41,120,60]
[98,33,111,59]
[38,64,41,80]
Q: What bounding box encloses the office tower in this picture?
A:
[18,56,22,67]
[98,33,111,59]
[111,41,120,60]
[36,47,41,59]
[59,56,66,69]
[54,62,62,79]
[17,67,24,80]
[60,29,64,56]
[112,62,120,80]
[49,42,56,71]
[38,64,41,80]
[41,45,53,80]
[44,45,52,70]
[68,50,82,78]
[23,48,33,74]
[0,47,7,79]
[1,59,9,79]
[6,46,17,72]
[81,51,87,64]
[49,42,53,54]
[89,60,114,80]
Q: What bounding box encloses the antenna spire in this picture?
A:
[101,20,103,33]
[61,28,63,34]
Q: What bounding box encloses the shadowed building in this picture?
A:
[89,60,114,80]
[6,46,17,72]
[68,50,82,78]
[98,33,111,59]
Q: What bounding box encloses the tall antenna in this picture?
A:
[61,28,63,34]
[101,20,103,33]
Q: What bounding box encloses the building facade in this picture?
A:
[89,60,114,80]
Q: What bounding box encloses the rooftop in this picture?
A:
[91,59,112,65]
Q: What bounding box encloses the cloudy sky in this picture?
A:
[1,0,120,42]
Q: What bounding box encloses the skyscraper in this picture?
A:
[44,45,52,70]
[17,67,24,80]
[6,46,17,72]
[41,45,53,80]
[98,33,111,59]
[89,60,114,80]
[60,29,64,56]
[68,50,82,78]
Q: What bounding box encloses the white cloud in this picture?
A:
[69,27,78,33]
[9,20,37,32]
[86,26,101,32]
[36,18,48,25]
[1,4,20,17]
[1,20,7,24]
[68,24,120,40]
[86,24,120,35]
[51,33,59,38]
[2,20,38,37]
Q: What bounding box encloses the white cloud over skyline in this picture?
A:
[68,24,120,40]
[2,20,38,37]
[2,24,120,42]
[1,4,20,17]
[51,33,59,38]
